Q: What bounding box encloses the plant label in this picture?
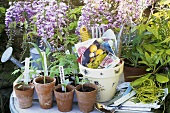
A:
[59,66,65,91]
[24,57,30,84]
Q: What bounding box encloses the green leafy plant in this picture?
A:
[50,52,79,83]
[130,0,170,103]
[121,31,144,67]
[76,76,89,91]
[29,42,52,84]
[0,6,6,36]
[63,5,82,51]
[61,79,70,93]
[12,66,36,90]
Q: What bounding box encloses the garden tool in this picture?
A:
[91,25,105,38]
[80,25,90,42]
[1,47,24,68]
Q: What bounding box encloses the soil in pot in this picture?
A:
[33,76,56,109]
[79,86,95,92]
[54,84,74,112]
[14,83,34,109]
[75,83,97,113]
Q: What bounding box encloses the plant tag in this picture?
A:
[59,66,65,91]
[24,57,30,84]
[113,90,136,106]
[65,50,70,54]
[42,52,48,76]
[123,85,132,96]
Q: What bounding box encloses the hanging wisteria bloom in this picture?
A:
[5,0,68,46]
[76,0,119,35]
[114,0,155,27]
[5,1,36,35]
[76,0,155,35]
[31,0,68,45]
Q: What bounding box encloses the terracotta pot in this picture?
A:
[124,66,147,82]
[14,83,34,109]
[33,76,56,109]
[75,83,97,113]
[54,84,75,112]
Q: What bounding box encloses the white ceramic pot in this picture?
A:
[79,60,124,102]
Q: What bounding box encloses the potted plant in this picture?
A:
[120,3,158,82]
[122,31,148,82]
[14,82,34,109]
[30,42,56,109]
[131,0,170,104]
[50,52,79,86]
[75,78,98,112]
[53,79,75,112]
[12,58,35,109]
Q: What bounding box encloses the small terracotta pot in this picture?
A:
[124,66,147,82]
[14,83,34,109]
[54,84,75,112]
[33,76,56,109]
[75,83,97,113]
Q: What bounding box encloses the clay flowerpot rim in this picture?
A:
[14,83,34,91]
[54,84,75,92]
[33,76,56,85]
[75,84,98,93]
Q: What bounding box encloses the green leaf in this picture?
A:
[131,73,151,87]
[166,49,170,55]
[145,52,151,63]
[0,7,5,13]
[12,69,20,75]
[156,73,169,83]
[160,0,170,5]
[137,24,147,35]
[146,68,152,71]
[28,42,44,70]
[143,44,156,53]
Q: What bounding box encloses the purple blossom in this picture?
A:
[5,0,68,45]
[77,0,155,36]
[5,1,35,28]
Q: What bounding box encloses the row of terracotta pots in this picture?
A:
[14,76,98,112]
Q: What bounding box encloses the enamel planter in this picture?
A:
[79,60,124,102]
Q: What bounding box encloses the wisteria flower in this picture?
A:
[76,0,155,36]
[5,0,69,48]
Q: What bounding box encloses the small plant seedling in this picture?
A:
[29,42,52,84]
[61,79,70,93]
[12,67,36,90]
[76,76,89,91]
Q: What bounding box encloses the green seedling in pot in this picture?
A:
[12,58,36,90]
[61,79,70,93]
[76,76,89,91]
[29,42,52,84]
